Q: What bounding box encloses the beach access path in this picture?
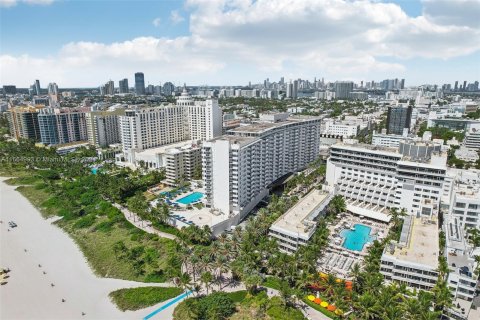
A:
[111,202,177,240]
[0,178,180,320]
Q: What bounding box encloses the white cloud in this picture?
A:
[0,0,54,7]
[1,0,479,86]
[170,10,185,24]
[152,17,161,27]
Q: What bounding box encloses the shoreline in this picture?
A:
[0,178,177,320]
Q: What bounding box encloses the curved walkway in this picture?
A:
[111,202,177,240]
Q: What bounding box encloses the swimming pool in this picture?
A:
[340,224,375,251]
[176,192,204,205]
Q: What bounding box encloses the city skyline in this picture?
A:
[1,0,480,87]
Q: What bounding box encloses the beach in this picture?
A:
[0,178,181,320]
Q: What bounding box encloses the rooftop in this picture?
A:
[385,216,439,268]
[270,190,330,239]
[227,116,320,135]
[134,140,200,157]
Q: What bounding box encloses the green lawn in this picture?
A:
[109,286,182,311]
[263,276,282,290]
[225,290,247,303]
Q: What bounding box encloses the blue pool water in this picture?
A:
[176,192,204,205]
[340,224,375,251]
[143,290,192,320]
[91,168,98,175]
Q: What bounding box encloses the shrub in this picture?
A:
[73,214,96,229]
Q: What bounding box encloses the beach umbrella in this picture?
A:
[327,305,337,311]
[319,272,328,279]
[335,278,342,283]
[335,309,344,315]
[314,298,322,304]
[307,295,315,301]
[320,301,329,308]
[345,281,353,286]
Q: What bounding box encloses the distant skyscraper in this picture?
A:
[106,80,115,95]
[119,78,129,94]
[454,81,458,91]
[386,105,412,135]
[463,81,467,91]
[293,80,298,99]
[286,81,293,98]
[134,72,145,95]
[48,83,58,95]
[334,81,354,99]
[400,79,405,89]
[35,80,41,95]
[162,82,175,96]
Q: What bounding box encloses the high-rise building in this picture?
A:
[454,81,459,91]
[400,79,405,89]
[35,80,41,95]
[119,89,222,164]
[3,85,17,94]
[463,81,467,91]
[286,81,293,98]
[202,116,321,226]
[106,80,115,95]
[119,105,188,162]
[6,106,41,141]
[119,78,129,94]
[293,80,298,99]
[163,82,175,96]
[334,81,354,99]
[48,83,58,95]
[386,105,413,135]
[178,86,223,141]
[37,108,88,145]
[134,72,145,95]
[86,108,125,147]
[326,140,447,222]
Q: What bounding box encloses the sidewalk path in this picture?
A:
[112,203,177,240]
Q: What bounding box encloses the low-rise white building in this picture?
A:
[269,190,332,254]
[380,216,439,290]
[372,130,408,148]
[322,120,359,138]
[455,147,479,163]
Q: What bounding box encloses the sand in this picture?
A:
[0,179,183,320]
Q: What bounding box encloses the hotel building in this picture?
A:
[326,140,447,222]
[202,115,321,224]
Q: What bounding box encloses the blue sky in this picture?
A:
[1,0,479,87]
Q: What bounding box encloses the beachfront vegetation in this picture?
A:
[0,138,181,283]
[109,286,182,311]
[173,290,306,320]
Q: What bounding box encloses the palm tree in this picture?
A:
[177,272,192,294]
[354,292,380,320]
[200,271,213,294]
[328,195,346,218]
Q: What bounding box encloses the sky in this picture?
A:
[0,0,479,88]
